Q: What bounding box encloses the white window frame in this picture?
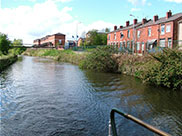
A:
[160,39,166,47]
[137,42,140,51]
[166,25,171,33]
[161,24,165,35]
[120,32,124,39]
[168,38,172,48]
[148,28,151,37]
[137,31,140,38]
[114,33,116,40]
[127,30,130,38]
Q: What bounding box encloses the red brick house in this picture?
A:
[33,33,66,48]
[107,11,182,54]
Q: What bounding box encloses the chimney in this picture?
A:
[166,10,172,19]
[126,21,130,27]
[142,18,147,24]
[120,25,123,29]
[153,15,158,22]
[133,19,138,25]
[114,26,117,31]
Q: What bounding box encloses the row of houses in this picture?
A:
[107,10,182,54]
[33,33,66,48]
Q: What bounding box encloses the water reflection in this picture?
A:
[1,56,182,136]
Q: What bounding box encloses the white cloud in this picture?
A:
[128,0,146,5]
[165,0,182,3]
[131,8,141,12]
[0,0,114,44]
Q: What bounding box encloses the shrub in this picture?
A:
[79,46,118,72]
[144,48,182,90]
[0,33,11,55]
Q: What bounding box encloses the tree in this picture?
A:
[105,28,110,33]
[0,33,11,55]
[12,39,23,46]
[85,30,107,46]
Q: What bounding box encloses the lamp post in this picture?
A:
[75,21,82,46]
[130,14,136,55]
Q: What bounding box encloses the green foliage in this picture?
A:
[79,46,118,72]
[0,55,18,72]
[0,33,11,55]
[144,49,182,90]
[12,39,23,46]
[85,30,107,46]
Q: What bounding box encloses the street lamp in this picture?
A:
[130,14,136,54]
[75,21,82,46]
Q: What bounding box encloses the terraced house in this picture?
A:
[33,33,65,48]
[107,10,182,54]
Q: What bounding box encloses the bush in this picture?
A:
[144,49,182,90]
[79,46,119,72]
[0,33,11,55]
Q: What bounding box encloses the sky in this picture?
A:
[0,0,182,44]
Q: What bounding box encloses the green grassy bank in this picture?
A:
[23,47,182,90]
[23,48,87,65]
[0,54,18,72]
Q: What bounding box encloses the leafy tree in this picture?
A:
[12,39,23,46]
[0,33,11,55]
[105,28,110,33]
[85,30,107,46]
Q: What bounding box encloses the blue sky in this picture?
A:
[0,0,182,43]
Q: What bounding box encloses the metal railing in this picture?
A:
[109,109,171,136]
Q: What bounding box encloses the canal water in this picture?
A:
[0,56,182,136]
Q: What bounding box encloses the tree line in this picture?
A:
[0,33,24,56]
[80,28,110,46]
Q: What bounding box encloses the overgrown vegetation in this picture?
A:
[79,46,119,72]
[0,33,11,55]
[24,47,182,90]
[143,49,182,90]
[81,29,108,46]
[0,33,25,72]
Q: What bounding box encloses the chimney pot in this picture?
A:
[120,25,123,29]
[126,21,130,27]
[142,18,147,24]
[153,15,158,22]
[133,19,138,25]
[166,10,172,19]
[114,26,117,31]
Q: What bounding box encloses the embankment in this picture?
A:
[0,55,18,72]
[23,47,182,90]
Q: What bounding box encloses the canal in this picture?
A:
[0,56,182,136]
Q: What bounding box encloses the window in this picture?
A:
[114,33,116,40]
[148,28,151,37]
[127,41,130,48]
[166,25,171,33]
[161,24,165,35]
[127,30,130,38]
[168,38,172,48]
[59,40,62,44]
[108,34,111,40]
[160,39,165,47]
[142,42,145,51]
[137,42,140,51]
[120,32,124,39]
[123,42,125,48]
[137,31,140,38]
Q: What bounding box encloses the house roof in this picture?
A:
[110,22,142,33]
[137,13,182,29]
[109,12,182,33]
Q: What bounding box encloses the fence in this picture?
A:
[66,40,182,54]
